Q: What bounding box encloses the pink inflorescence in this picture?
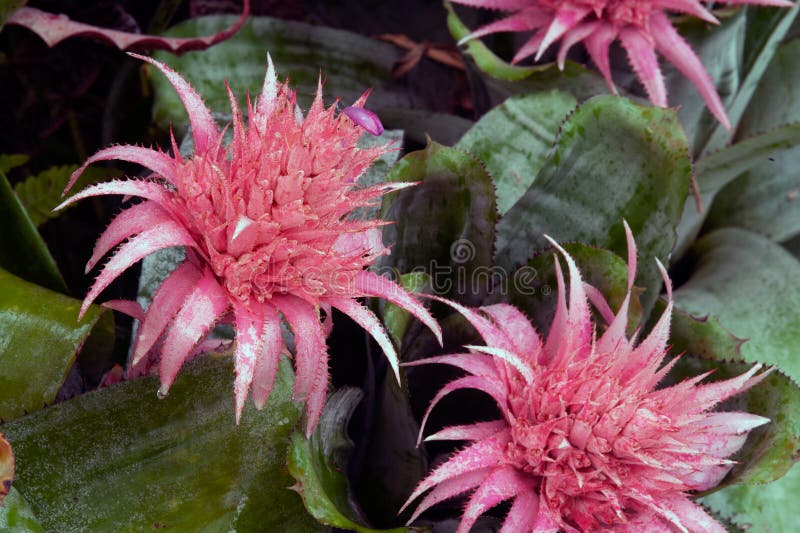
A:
[59,53,441,433]
[402,222,770,532]
[451,0,794,128]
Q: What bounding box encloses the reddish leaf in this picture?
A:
[5,0,250,54]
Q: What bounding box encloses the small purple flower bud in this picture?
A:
[343,106,384,136]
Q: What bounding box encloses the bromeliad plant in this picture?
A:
[2,1,800,532]
[402,226,770,532]
[57,53,441,433]
[448,0,795,128]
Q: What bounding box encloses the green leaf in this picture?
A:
[14,164,122,227]
[0,154,29,173]
[506,243,642,335]
[0,488,44,533]
[0,267,114,421]
[1,355,322,532]
[702,5,800,154]
[739,39,800,133]
[382,272,431,350]
[288,389,408,533]
[494,96,691,316]
[675,228,800,381]
[705,147,800,242]
[700,464,800,532]
[444,1,535,83]
[0,0,25,29]
[666,307,800,485]
[379,141,497,305]
[456,91,577,214]
[0,170,66,293]
[695,122,800,195]
[702,40,800,243]
[152,15,412,132]
[675,121,800,257]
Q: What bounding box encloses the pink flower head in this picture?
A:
[402,222,770,532]
[451,0,794,129]
[58,53,441,433]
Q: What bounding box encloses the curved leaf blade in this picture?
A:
[0,170,65,293]
[456,91,577,214]
[0,488,44,533]
[0,267,114,421]
[666,306,800,486]
[379,141,497,305]
[288,389,409,533]
[495,95,691,316]
[675,228,800,380]
[700,464,800,532]
[2,356,322,532]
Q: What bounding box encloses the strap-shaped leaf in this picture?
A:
[380,141,497,306]
[495,95,690,316]
[288,389,411,532]
[675,228,800,380]
[1,356,322,531]
[0,267,114,421]
[456,91,577,214]
[665,305,800,486]
[0,170,65,293]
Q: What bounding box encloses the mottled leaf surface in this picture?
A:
[2,356,321,532]
[380,142,497,305]
[675,228,800,380]
[457,91,576,214]
[495,96,691,315]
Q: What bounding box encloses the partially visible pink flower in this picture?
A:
[58,53,441,433]
[0,432,12,504]
[402,223,770,532]
[451,0,794,129]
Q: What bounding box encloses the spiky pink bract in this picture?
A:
[451,0,794,129]
[403,223,771,532]
[60,53,441,434]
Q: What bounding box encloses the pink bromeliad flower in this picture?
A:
[58,53,441,433]
[451,0,794,128]
[402,223,770,532]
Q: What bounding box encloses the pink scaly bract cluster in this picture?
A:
[450,0,794,128]
[58,53,441,434]
[403,223,770,532]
